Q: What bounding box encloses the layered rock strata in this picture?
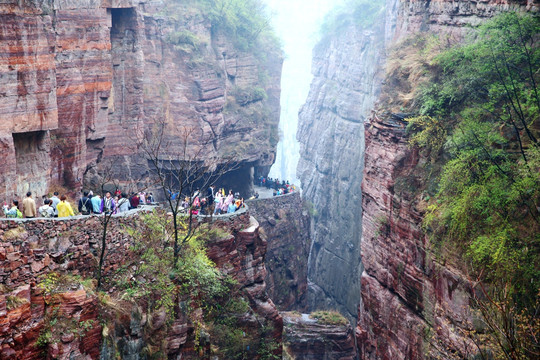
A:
[357,0,539,359]
[0,0,282,199]
[248,192,310,312]
[0,210,281,359]
[358,114,476,359]
[282,312,356,360]
[297,0,538,358]
[296,10,390,319]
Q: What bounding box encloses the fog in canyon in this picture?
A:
[265,0,340,184]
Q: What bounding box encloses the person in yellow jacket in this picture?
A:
[57,195,75,217]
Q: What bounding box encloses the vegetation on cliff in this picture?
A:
[33,211,278,359]
[403,13,539,359]
[320,0,385,39]
[163,0,280,63]
[159,0,282,161]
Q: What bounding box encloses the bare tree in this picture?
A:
[90,161,121,290]
[139,120,239,268]
[90,159,145,290]
[469,280,540,360]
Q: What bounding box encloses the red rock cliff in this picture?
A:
[358,0,539,359]
[0,0,282,199]
[0,211,281,359]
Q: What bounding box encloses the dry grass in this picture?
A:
[381,34,450,113]
[47,182,79,207]
[310,310,349,326]
[6,295,29,310]
[3,226,27,241]
[98,292,131,318]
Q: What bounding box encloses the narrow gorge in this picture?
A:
[1,0,539,359]
[298,0,539,359]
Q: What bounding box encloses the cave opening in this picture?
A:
[12,130,50,196]
[149,162,255,202]
[216,164,254,198]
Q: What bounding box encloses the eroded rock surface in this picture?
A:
[248,192,310,312]
[297,0,538,358]
[296,7,391,320]
[0,211,281,359]
[0,0,282,198]
[282,312,356,360]
[357,1,539,359]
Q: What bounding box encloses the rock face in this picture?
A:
[358,113,477,359]
[357,1,539,359]
[248,192,310,312]
[0,210,281,359]
[282,312,356,360]
[296,8,392,319]
[0,0,282,199]
[297,0,539,358]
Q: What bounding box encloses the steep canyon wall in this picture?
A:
[359,1,538,359]
[298,0,538,358]
[248,192,310,312]
[296,2,395,320]
[0,0,282,199]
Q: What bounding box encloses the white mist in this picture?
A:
[264,0,340,185]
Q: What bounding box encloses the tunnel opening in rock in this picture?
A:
[217,164,254,198]
[145,161,255,202]
[12,130,50,196]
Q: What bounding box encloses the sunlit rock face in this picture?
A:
[296,15,390,319]
[0,0,282,198]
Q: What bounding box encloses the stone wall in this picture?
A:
[248,192,310,312]
[0,209,282,359]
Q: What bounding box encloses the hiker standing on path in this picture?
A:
[101,192,116,214]
[57,195,75,218]
[50,192,60,217]
[117,193,130,213]
[23,192,36,218]
[207,186,215,215]
[91,194,102,214]
[38,199,55,218]
[78,191,92,215]
[3,200,21,218]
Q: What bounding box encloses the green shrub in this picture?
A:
[230,86,268,106]
[167,30,204,53]
[199,0,278,52]
[320,0,385,39]
[407,12,539,358]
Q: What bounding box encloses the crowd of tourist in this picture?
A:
[176,186,246,216]
[256,176,297,196]
[2,176,297,220]
[2,190,156,219]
